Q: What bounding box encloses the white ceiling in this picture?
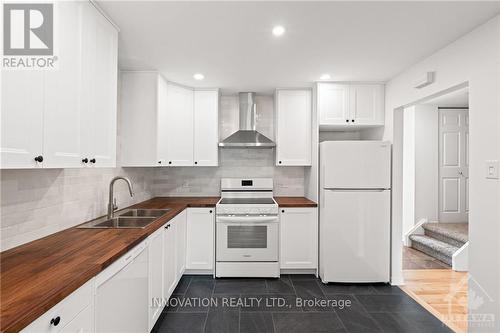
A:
[98,1,500,94]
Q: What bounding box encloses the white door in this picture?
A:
[148,229,163,329]
[439,109,469,222]
[1,71,44,168]
[166,84,194,166]
[194,90,218,166]
[320,141,391,189]
[318,83,350,125]
[80,2,118,167]
[275,89,312,166]
[349,84,384,125]
[175,210,187,279]
[43,1,83,168]
[321,190,390,283]
[163,222,177,299]
[186,208,214,270]
[280,208,317,269]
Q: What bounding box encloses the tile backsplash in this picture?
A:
[0,94,306,251]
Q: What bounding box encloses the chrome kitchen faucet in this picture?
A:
[108,177,134,219]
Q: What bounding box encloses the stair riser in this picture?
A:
[411,242,452,266]
[424,230,465,248]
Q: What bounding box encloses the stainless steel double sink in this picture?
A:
[77,208,171,229]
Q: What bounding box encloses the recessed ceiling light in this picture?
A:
[272,25,285,37]
[193,73,204,80]
[320,74,331,80]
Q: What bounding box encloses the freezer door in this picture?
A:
[320,190,390,283]
[321,141,391,189]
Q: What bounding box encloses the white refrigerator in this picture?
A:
[319,141,391,283]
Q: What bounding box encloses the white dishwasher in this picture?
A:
[94,241,149,333]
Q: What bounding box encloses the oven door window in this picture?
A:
[227,225,267,249]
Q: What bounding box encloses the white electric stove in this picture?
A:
[215,178,279,278]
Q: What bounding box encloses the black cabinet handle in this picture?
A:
[168,161,172,165]
[209,210,213,213]
[82,158,88,163]
[158,161,162,164]
[89,158,96,164]
[352,119,355,123]
[34,155,43,163]
[50,316,61,326]
[165,224,170,229]
[281,209,285,213]
[345,119,349,123]
[278,161,282,164]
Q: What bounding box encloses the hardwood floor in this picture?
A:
[401,269,468,333]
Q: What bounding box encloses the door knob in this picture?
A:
[34,155,43,163]
[89,158,96,164]
[82,158,88,163]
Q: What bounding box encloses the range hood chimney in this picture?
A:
[219,92,275,148]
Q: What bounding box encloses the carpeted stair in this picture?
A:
[409,222,468,266]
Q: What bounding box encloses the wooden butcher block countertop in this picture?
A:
[0,196,316,332]
[0,197,219,333]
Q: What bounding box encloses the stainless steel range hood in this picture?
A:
[219,92,275,148]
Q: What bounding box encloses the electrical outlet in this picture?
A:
[485,160,499,179]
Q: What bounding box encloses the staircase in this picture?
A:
[409,222,468,266]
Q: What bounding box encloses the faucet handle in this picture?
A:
[113,198,118,211]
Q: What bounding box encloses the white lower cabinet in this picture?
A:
[186,208,215,272]
[164,219,177,299]
[148,228,164,330]
[280,207,318,270]
[21,280,93,333]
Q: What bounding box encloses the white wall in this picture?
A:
[382,15,499,331]
[414,105,439,222]
[402,106,415,238]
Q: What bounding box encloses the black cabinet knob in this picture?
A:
[194,161,198,165]
[168,161,172,165]
[345,119,349,123]
[209,210,213,213]
[34,155,43,163]
[89,158,96,164]
[281,209,285,213]
[278,161,282,164]
[50,316,61,326]
[352,119,355,123]
[82,158,88,163]
[158,161,162,164]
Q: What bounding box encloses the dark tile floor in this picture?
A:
[152,275,453,333]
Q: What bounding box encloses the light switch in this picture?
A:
[485,160,499,179]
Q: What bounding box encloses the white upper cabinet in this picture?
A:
[193,90,219,166]
[0,1,118,169]
[318,83,350,125]
[317,82,384,130]
[165,83,194,166]
[275,89,312,166]
[1,71,44,168]
[120,72,166,166]
[80,1,118,168]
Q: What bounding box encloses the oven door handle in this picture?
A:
[216,216,278,223]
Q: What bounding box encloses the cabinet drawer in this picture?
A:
[21,280,93,333]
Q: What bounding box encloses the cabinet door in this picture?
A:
[175,210,187,279]
[349,84,384,125]
[276,90,312,166]
[318,83,350,125]
[280,208,318,269]
[193,90,218,166]
[58,305,92,333]
[1,71,44,169]
[163,222,177,299]
[43,1,83,168]
[81,2,118,167]
[186,208,214,271]
[166,84,194,166]
[148,229,164,329]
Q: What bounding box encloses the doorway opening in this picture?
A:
[399,86,469,333]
